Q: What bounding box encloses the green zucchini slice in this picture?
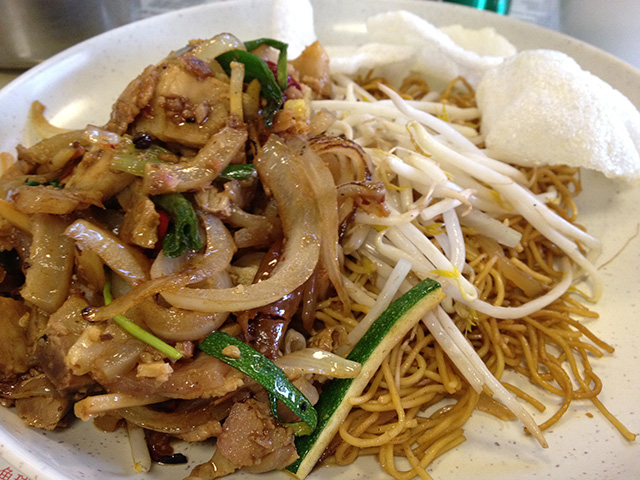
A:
[289,277,444,478]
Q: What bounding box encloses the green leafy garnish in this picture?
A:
[199,331,318,436]
[25,179,62,188]
[218,164,257,180]
[103,278,182,360]
[152,193,203,258]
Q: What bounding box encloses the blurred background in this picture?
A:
[1,0,639,85]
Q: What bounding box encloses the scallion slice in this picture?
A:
[103,278,183,360]
[218,164,257,180]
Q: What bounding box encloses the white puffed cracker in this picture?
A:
[477,50,640,179]
[364,10,512,86]
[270,0,316,59]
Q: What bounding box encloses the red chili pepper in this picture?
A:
[265,60,301,92]
[265,60,279,80]
[156,209,170,246]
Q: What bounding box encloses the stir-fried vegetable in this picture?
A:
[243,38,289,90]
[218,163,257,180]
[152,193,203,258]
[289,278,444,478]
[111,141,174,176]
[103,278,183,360]
[216,38,288,128]
[25,178,62,188]
[199,331,318,435]
[216,49,282,127]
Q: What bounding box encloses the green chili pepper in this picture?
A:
[152,193,203,258]
[216,49,283,128]
[199,331,318,435]
[243,38,289,91]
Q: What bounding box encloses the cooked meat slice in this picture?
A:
[117,180,160,249]
[187,398,298,479]
[63,148,135,203]
[15,387,70,430]
[0,297,30,380]
[216,398,297,468]
[101,353,244,400]
[106,65,161,135]
[132,62,229,148]
[12,184,102,214]
[36,295,94,391]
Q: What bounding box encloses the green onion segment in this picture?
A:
[288,278,444,478]
[199,331,318,436]
[103,278,183,360]
[216,38,288,128]
[111,142,172,176]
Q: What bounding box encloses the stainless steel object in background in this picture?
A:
[0,0,138,69]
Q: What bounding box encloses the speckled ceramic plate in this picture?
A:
[0,1,638,479]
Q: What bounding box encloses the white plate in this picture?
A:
[0,1,638,479]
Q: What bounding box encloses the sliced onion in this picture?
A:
[161,135,321,313]
[28,101,73,139]
[86,214,235,322]
[74,393,165,421]
[189,33,245,62]
[143,124,247,195]
[133,273,232,341]
[292,136,350,310]
[65,219,150,286]
[119,397,233,435]
[275,348,361,379]
[22,214,75,313]
[309,135,371,184]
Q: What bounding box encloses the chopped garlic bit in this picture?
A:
[221,345,242,359]
[136,361,174,383]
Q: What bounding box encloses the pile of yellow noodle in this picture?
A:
[311,77,636,480]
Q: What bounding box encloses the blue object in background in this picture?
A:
[443,0,511,14]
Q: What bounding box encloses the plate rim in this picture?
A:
[0,1,638,480]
